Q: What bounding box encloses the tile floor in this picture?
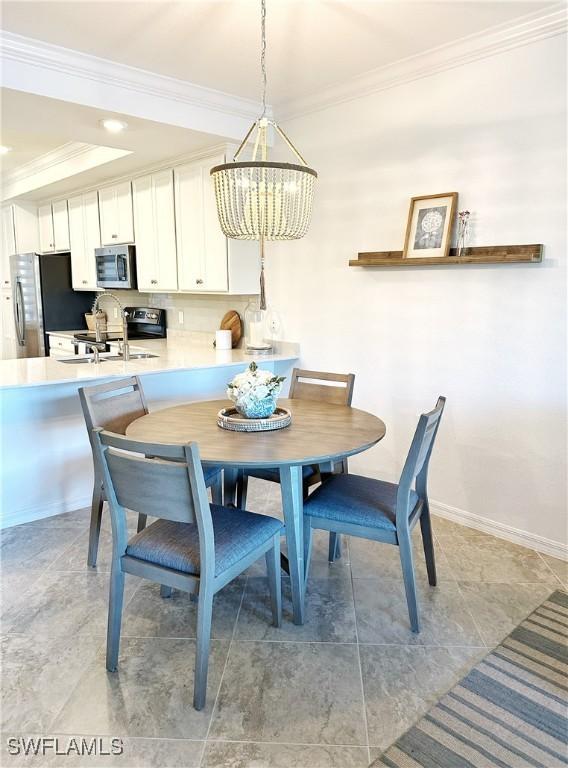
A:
[1,479,566,768]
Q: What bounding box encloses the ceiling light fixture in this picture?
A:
[100,119,128,134]
[0,146,13,154]
[210,0,317,310]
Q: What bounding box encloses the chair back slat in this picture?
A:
[78,377,147,435]
[93,430,215,577]
[289,368,355,406]
[105,450,196,523]
[396,397,446,524]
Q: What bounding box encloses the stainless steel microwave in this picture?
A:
[95,245,137,289]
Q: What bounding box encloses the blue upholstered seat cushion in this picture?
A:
[304,474,419,531]
[245,465,317,483]
[125,505,283,577]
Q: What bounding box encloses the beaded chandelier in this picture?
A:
[210,0,317,309]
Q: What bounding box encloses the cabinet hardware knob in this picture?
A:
[196,278,204,285]
[112,234,118,239]
[151,279,158,285]
[82,280,87,284]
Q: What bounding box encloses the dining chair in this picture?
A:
[79,377,223,568]
[303,396,446,633]
[236,367,355,562]
[93,428,283,710]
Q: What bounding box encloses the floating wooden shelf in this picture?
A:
[349,244,543,267]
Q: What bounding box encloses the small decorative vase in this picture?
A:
[456,210,471,259]
[236,395,277,419]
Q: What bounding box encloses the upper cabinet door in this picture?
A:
[52,200,70,251]
[1,206,16,289]
[133,170,178,292]
[38,204,55,253]
[69,192,100,290]
[175,155,228,293]
[99,182,134,245]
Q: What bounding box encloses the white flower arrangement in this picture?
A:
[227,362,286,418]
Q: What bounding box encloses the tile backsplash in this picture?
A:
[96,290,255,336]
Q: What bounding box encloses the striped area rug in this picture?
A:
[372,590,568,768]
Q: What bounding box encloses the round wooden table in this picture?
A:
[126,398,386,624]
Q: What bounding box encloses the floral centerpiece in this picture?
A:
[227,362,285,419]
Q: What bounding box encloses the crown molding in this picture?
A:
[5,142,97,183]
[2,141,132,201]
[0,31,269,140]
[33,142,234,206]
[278,5,568,121]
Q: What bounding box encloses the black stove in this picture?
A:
[74,306,166,348]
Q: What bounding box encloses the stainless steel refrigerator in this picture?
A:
[10,252,96,358]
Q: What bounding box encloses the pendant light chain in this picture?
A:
[260,0,267,118]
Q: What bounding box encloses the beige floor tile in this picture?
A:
[0,735,204,767]
[52,637,230,739]
[360,644,484,750]
[202,741,370,767]
[539,553,568,587]
[3,571,138,637]
[353,578,484,646]
[121,578,245,639]
[209,640,367,746]
[457,581,556,646]
[236,576,357,642]
[1,634,103,733]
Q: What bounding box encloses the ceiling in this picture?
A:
[0,131,69,173]
[0,89,221,200]
[1,0,552,108]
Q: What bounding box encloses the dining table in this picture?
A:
[126,397,386,624]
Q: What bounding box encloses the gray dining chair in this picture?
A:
[303,396,446,633]
[79,377,223,568]
[93,428,283,710]
[236,367,355,561]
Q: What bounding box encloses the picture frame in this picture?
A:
[402,192,458,259]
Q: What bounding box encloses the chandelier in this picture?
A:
[210,0,317,309]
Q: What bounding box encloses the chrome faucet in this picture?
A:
[92,292,130,361]
[86,343,101,364]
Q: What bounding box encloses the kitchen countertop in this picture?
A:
[0,332,299,389]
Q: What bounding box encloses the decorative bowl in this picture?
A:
[235,395,277,419]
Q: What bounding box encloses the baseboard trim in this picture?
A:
[0,495,92,530]
[430,500,568,561]
[3,493,567,563]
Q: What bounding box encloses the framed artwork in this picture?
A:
[402,192,458,259]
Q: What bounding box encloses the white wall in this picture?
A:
[268,34,567,552]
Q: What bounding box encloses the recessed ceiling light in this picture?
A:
[0,146,13,154]
[100,119,128,134]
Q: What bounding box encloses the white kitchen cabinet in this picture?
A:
[68,192,101,290]
[52,200,70,251]
[1,207,16,290]
[1,203,39,288]
[38,204,55,253]
[174,154,260,294]
[38,201,69,253]
[99,182,134,245]
[47,333,76,356]
[133,170,178,292]
[1,289,17,360]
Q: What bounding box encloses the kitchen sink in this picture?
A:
[101,353,159,360]
[58,356,108,364]
[57,352,159,364]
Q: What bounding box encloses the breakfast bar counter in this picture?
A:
[0,333,299,528]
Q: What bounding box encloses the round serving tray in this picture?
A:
[217,406,292,432]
